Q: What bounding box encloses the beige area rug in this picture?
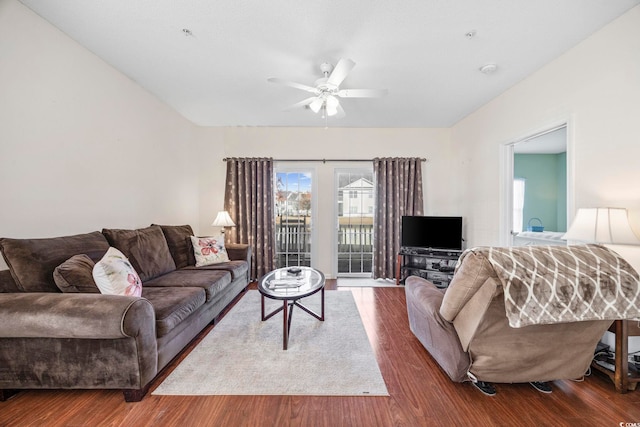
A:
[152,290,389,396]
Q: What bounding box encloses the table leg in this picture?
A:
[615,319,629,393]
[282,300,288,350]
[294,290,325,321]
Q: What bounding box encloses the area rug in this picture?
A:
[152,290,388,396]
[338,278,398,287]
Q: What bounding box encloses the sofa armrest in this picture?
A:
[405,276,470,382]
[0,293,155,339]
[0,292,159,393]
[226,243,251,265]
[227,243,252,280]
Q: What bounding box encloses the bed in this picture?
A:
[512,231,567,246]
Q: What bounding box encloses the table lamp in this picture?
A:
[212,211,236,234]
[562,207,640,244]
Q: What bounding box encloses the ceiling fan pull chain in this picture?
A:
[324,106,329,129]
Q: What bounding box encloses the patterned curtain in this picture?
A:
[224,157,275,280]
[373,157,424,279]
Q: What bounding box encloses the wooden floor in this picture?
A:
[2,280,640,426]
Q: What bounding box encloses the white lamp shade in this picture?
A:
[325,95,339,116]
[309,98,323,114]
[563,207,640,244]
[212,211,236,227]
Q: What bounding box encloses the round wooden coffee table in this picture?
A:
[257,267,325,350]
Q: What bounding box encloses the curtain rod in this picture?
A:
[222,158,427,163]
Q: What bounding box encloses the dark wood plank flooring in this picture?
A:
[1,280,640,426]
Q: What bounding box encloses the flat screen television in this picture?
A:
[401,216,463,250]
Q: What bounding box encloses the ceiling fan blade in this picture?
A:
[283,97,318,111]
[337,89,388,98]
[334,103,346,118]
[268,78,318,94]
[327,58,355,87]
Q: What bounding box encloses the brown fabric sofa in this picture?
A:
[0,224,251,402]
[405,245,640,387]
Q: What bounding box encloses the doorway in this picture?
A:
[501,123,573,246]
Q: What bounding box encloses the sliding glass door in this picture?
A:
[274,169,314,268]
[335,169,374,277]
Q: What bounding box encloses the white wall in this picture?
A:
[453,6,640,252]
[0,1,200,269]
[196,127,459,277]
[0,1,461,279]
[7,0,638,279]
[193,127,226,236]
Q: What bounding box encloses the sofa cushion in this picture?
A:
[0,269,20,293]
[143,269,232,302]
[93,247,143,297]
[190,236,230,266]
[53,254,100,293]
[440,250,498,322]
[142,286,206,338]
[154,224,194,269]
[0,231,109,292]
[182,260,248,281]
[102,225,176,282]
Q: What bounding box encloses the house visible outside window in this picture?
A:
[336,170,374,276]
[513,178,526,233]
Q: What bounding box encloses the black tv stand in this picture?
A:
[396,247,464,287]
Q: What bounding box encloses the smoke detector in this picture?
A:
[479,63,498,74]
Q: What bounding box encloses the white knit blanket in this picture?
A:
[464,245,640,328]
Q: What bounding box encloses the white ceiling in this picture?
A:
[19,0,640,128]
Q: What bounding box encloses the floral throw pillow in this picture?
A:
[92,247,143,297]
[190,235,230,266]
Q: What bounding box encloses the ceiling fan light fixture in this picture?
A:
[309,98,323,113]
[325,96,339,116]
[269,58,387,120]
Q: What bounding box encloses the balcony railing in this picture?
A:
[275,215,374,273]
[337,216,373,274]
[275,215,311,267]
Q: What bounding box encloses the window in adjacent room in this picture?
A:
[513,178,526,233]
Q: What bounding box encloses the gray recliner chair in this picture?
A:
[405,245,638,392]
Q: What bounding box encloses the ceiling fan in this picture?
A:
[268,58,387,119]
